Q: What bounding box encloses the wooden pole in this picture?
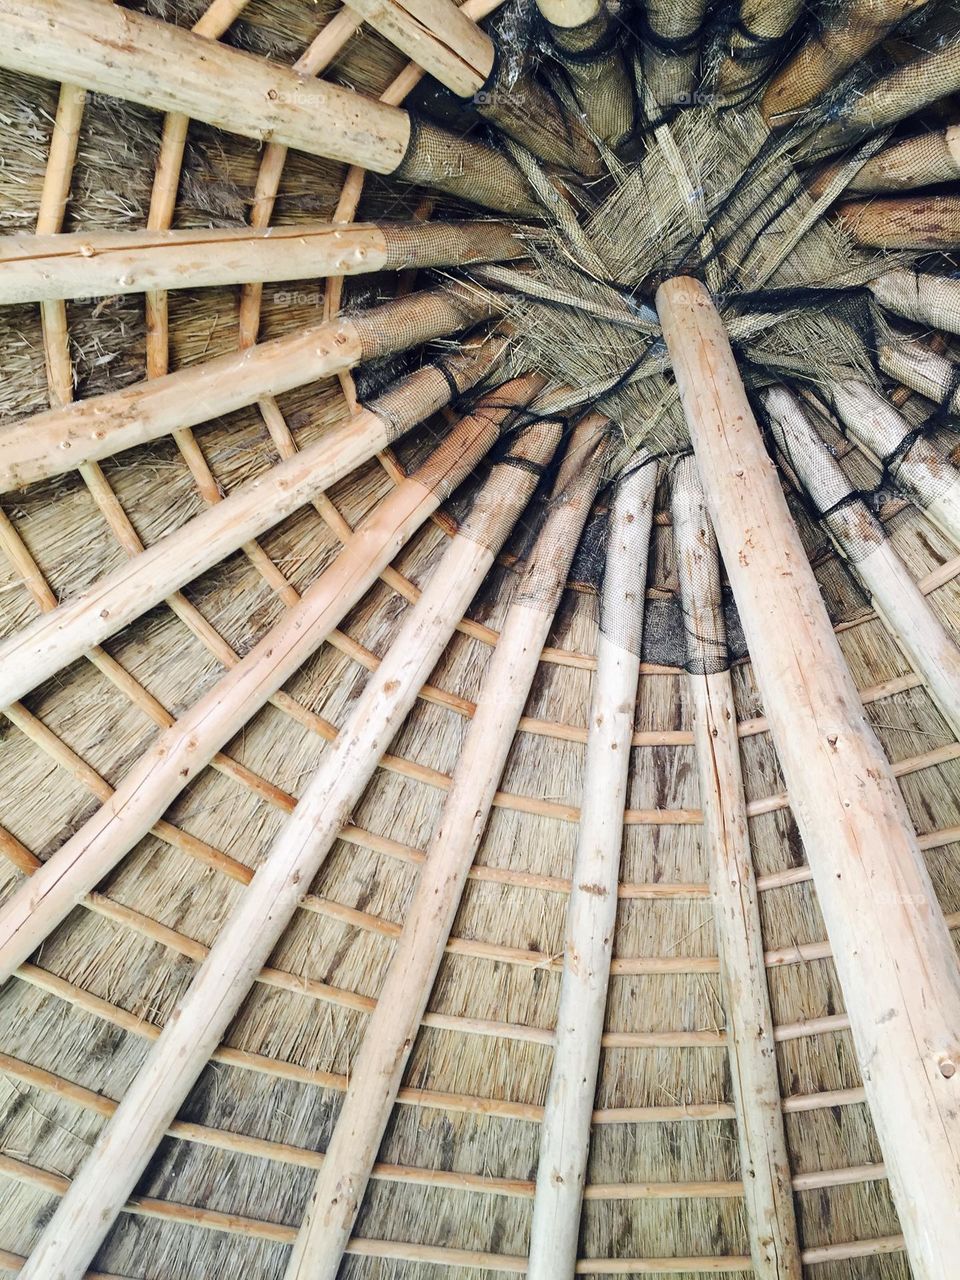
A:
[764,385,960,740]
[670,454,801,1280]
[284,414,611,1280]
[13,405,559,1280]
[837,195,960,249]
[342,0,494,97]
[0,221,522,306]
[825,379,960,545]
[0,0,537,214]
[761,0,928,121]
[842,127,960,192]
[0,384,533,986]
[871,270,960,336]
[526,455,657,1280]
[656,275,960,1280]
[0,340,504,711]
[879,335,960,413]
[0,286,495,490]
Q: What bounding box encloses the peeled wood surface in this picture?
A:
[12,411,554,1280]
[689,673,801,1280]
[837,195,960,248]
[657,274,960,1280]
[0,0,411,174]
[0,410,502,988]
[527,460,656,1280]
[343,0,494,96]
[0,221,521,306]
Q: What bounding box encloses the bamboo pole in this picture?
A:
[656,274,960,1280]
[0,340,503,711]
[837,195,960,248]
[764,385,960,740]
[825,379,960,545]
[0,221,523,306]
[670,455,801,1280]
[284,414,611,1280]
[0,385,532,987]
[0,0,538,215]
[761,0,928,121]
[13,399,558,1280]
[526,455,656,1280]
[0,286,494,490]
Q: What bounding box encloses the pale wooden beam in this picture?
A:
[526,454,657,1280]
[837,194,960,249]
[0,285,494,490]
[344,0,494,97]
[12,399,559,1280]
[0,339,505,712]
[0,384,533,986]
[0,221,522,306]
[764,386,960,740]
[878,335,960,413]
[284,414,611,1280]
[657,274,960,1280]
[825,379,960,544]
[670,453,802,1280]
[0,0,538,215]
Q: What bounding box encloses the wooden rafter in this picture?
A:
[526,454,657,1280]
[657,274,960,1280]
[670,453,802,1280]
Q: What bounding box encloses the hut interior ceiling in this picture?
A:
[0,0,959,1277]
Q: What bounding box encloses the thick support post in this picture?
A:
[526,455,657,1280]
[671,455,802,1280]
[656,275,960,1280]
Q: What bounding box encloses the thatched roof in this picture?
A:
[0,1,959,1278]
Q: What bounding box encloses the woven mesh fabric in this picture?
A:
[710,0,805,101]
[513,416,610,613]
[380,222,522,271]
[458,418,564,549]
[762,0,923,119]
[365,343,504,442]
[849,130,960,191]
[829,382,960,510]
[350,287,496,362]
[395,118,539,216]
[669,454,729,675]
[407,378,536,503]
[879,334,960,414]
[872,271,960,335]
[640,0,709,113]
[839,194,960,249]
[545,7,638,145]
[812,36,960,155]
[476,58,599,173]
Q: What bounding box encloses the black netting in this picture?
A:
[365,340,507,442]
[872,270,960,338]
[848,129,960,192]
